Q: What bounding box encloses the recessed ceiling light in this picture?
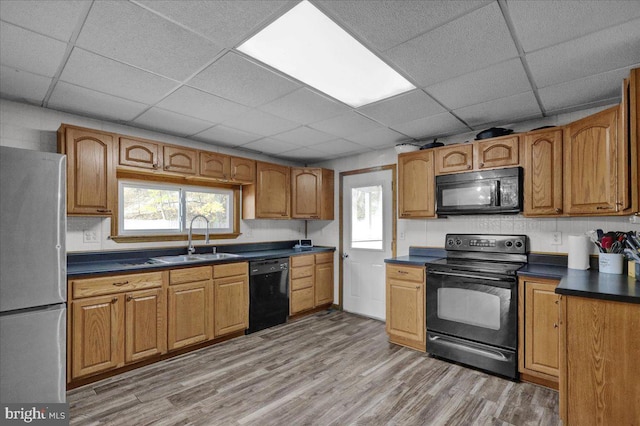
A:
[237,1,415,108]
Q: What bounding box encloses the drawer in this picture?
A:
[169,266,212,285]
[291,288,314,314]
[291,254,314,267]
[72,271,163,299]
[291,276,313,291]
[315,252,333,264]
[291,265,314,280]
[386,264,424,282]
[214,262,247,279]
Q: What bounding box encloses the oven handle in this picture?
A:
[427,270,516,283]
[428,335,508,361]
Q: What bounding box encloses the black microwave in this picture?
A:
[435,167,523,215]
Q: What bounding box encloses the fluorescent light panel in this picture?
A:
[238,1,415,108]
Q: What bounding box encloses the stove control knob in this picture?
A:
[447,238,454,247]
[505,240,513,248]
[515,240,524,249]
[455,239,462,246]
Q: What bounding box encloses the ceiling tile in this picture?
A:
[241,138,299,155]
[539,67,632,114]
[0,0,89,42]
[508,0,640,53]
[278,147,330,163]
[426,59,531,110]
[317,0,490,52]
[309,111,382,138]
[0,66,51,105]
[0,22,67,77]
[272,126,336,146]
[189,52,300,107]
[453,91,541,128]
[156,86,250,124]
[132,107,215,137]
[48,82,148,121]
[385,2,518,87]
[312,138,369,156]
[390,112,469,139]
[357,89,445,126]
[76,1,222,80]
[136,0,290,48]
[221,109,299,137]
[345,127,409,149]
[191,125,261,146]
[527,18,640,88]
[259,88,350,125]
[59,48,179,104]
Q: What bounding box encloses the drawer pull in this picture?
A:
[111,297,118,304]
[596,206,614,210]
[398,270,408,275]
[96,209,112,213]
[126,295,133,302]
[416,285,420,289]
[112,281,129,286]
[553,323,558,328]
[554,208,562,213]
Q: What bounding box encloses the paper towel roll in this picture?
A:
[568,235,591,270]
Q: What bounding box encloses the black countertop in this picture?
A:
[385,249,640,304]
[67,241,335,277]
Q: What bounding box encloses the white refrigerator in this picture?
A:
[0,146,66,403]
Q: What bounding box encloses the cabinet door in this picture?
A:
[71,294,124,379]
[564,106,620,214]
[474,135,520,169]
[200,152,230,180]
[256,162,291,218]
[119,137,160,170]
[63,127,116,215]
[519,278,560,379]
[291,168,322,219]
[163,146,198,175]
[167,281,212,350]
[398,150,435,218]
[434,144,473,175]
[523,129,563,216]
[125,288,166,363]
[290,288,314,315]
[314,260,333,306]
[230,157,255,184]
[386,277,425,348]
[214,275,249,337]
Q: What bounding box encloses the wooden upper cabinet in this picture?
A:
[474,135,520,170]
[291,168,334,220]
[230,157,255,184]
[564,106,622,215]
[59,126,116,216]
[523,129,563,216]
[434,144,473,175]
[199,152,230,180]
[243,161,291,219]
[163,145,197,175]
[398,150,435,218]
[119,137,160,170]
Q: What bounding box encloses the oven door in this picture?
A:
[426,269,517,350]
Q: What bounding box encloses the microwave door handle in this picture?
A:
[494,181,500,206]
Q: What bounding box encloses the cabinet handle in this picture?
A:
[480,162,484,168]
[596,206,614,210]
[126,295,133,302]
[152,163,159,169]
[398,270,408,275]
[112,281,129,286]
[553,323,558,328]
[467,165,472,169]
[111,297,118,304]
[415,285,421,289]
[555,300,559,305]
[554,208,562,214]
[97,209,112,213]
[310,215,319,219]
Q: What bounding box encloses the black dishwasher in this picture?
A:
[247,258,289,334]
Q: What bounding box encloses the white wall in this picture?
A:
[0,99,305,252]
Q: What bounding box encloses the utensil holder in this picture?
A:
[599,253,623,274]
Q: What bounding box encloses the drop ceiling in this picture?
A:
[1,0,639,163]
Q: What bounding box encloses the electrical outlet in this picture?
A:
[399,232,405,240]
[83,230,98,243]
[551,231,562,245]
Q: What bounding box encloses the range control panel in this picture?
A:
[445,234,527,254]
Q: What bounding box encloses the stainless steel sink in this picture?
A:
[150,253,240,264]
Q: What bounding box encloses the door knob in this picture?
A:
[342,253,349,259]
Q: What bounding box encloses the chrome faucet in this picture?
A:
[188,215,210,255]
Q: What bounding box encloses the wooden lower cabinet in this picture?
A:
[289,253,334,315]
[214,272,249,337]
[125,288,166,363]
[385,264,426,351]
[314,254,334,306]
[518,277,560,388]
[560,296,640,425]
[167,280,212,350]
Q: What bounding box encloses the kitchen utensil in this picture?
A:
[474,127,513,140]
[596,229,604,240]
[624,248,640,262]
[610,241,623,253]
[601,236,614,250]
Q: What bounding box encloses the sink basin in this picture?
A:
[150,253,240,264]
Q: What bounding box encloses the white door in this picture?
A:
[342,169,393,320]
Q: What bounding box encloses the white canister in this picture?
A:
[567,235,591,270]
[599,253,624,274]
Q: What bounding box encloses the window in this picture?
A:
[119,181,235,236]
[351,185,383,250]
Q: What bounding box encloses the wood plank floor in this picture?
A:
[68,311,559,425]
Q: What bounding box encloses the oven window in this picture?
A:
[437,288,500,330]
[442,183,493,207]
